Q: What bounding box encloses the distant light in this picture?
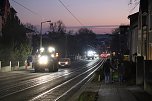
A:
[94,54,99,57]
[56,53,59,57]
[87,50,95,56]
[112,52,116,56]
[100,53,110,58]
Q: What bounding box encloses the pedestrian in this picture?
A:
[118,61,125,83]
[103,59,113,83]
[111,59,118,82]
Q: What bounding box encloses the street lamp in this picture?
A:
[40,20,51,48]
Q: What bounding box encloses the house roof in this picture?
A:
[128,12,139,19]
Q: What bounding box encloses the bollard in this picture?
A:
[98,75,101,82]
[25,60,27,70]
[18,61,19,68]
[10,61,12,71]
[30,62,32,68]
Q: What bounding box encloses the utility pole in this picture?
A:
[65,34,68,58]
[40,20,51,48]
[40,22,42,48]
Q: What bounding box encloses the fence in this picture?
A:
[0,61,32,72]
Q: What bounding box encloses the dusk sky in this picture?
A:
[10,0,139,34]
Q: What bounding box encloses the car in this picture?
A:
[58,58,71,67]
[86,50,96,60]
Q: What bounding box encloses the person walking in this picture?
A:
[118,61,125,83]
[103,59,113,83]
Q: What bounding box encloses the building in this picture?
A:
[128,12,139,62]
[129,0,152,94]
[0,14,2,36]
[0,0,12,36]
[138,0,152,60]
[1,0,11,26]
[147,0,152,60]
[129,0,152,61]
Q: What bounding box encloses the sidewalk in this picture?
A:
[97,82,152,101]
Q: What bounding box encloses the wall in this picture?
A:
[0,16,2,36]
[131,27,138,62]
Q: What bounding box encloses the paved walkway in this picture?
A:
[97,82,152,101]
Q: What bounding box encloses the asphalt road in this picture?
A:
[0,59,104,101]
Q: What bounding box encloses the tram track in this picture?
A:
[0,59,104,101]
[30,59,105,101]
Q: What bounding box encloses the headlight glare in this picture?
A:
[40,47,45,53]
[65,61,68,65]
[38,55,48,65]
[48,47,55,53]
[51,54,55,57]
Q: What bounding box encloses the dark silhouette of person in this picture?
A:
[103,59,113,83]
[118,61,125,83]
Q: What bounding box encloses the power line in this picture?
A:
[129,1,139,13]
[58,0,83,26]
[66,25,119,29]
[11,0,42,18]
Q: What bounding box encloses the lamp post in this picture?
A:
[40,20,51,48]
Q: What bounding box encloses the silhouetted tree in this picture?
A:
[0,9,31,64]
[47,20,67,56]
[110,27,120,59]
[76,28,96,55]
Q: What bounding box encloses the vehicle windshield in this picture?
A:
[59,58,70,62]
[40,51,51,56]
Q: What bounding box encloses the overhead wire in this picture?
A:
[66,25,119,29]
[58,0,83,26]
[129,1,140,13]
[11,0,43,18]
[11,0,120,30]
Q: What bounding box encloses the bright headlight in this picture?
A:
[51,54,55,57]
[87,50,94,56]
[40,47,45,53]
[48,47,55,53]
[65,61,68,65]
[56,53,59,57]
[38,54,41,58]
[38,55,48,65]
